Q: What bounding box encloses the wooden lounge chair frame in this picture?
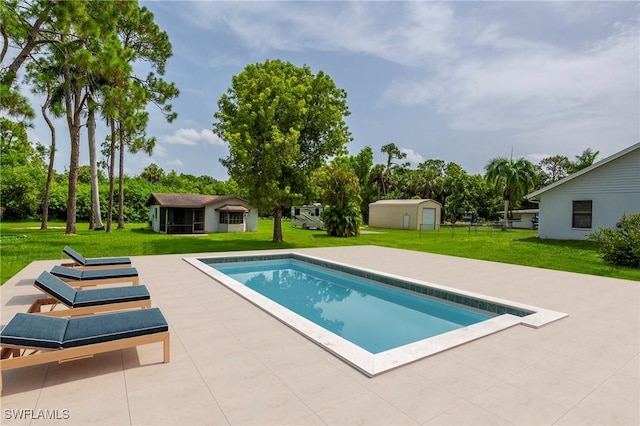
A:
[0,309,170,395]
[61,246,132,270]
[28,271,150,317]
[1,333,169,394]
[51,265,140,287]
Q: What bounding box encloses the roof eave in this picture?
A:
[525,142,640,200]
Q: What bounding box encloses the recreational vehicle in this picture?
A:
[291,204,324,230]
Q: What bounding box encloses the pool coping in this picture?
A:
[184,252,568,376]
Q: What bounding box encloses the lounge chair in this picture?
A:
[50,265,140,286]
[62,246,132,270]
[0,308,170,395]
[28,271,151,317]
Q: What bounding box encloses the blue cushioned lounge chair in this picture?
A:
[50,265,140,286]
[0,308,170,394]
[62,246,132,270]
[29,271,151,317]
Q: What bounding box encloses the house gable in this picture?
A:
[526,143,640,200]
[526,143,640,240]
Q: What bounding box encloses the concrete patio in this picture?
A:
[1,246,638,425]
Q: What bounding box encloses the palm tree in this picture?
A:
[569,148,599,173]
[485,156,537,230]
[369,164,391,199]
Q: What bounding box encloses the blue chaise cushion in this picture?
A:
[0,313,67,349]
[63,246,87,265]
[0,309,168,350]
[73,285,150,307]
[85,257,131,267]
[62,308,168,348]
[34,271,77,307]
[63,246,131,267]
[50,265,138,281]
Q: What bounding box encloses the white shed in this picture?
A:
[525,143,640,240]
[368,199,441,230]
[146,193,258,234]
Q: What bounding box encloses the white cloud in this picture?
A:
[383,23,639,137]
[400,148,424,166]
[160,128,225,146]
[473,23,554,51]
[183,2,457,67]
[151,144,168,158]
[166,159,184,168]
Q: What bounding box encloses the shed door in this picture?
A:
[403,214,410,229]
[422,208,436,231]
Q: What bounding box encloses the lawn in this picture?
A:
[1,219,638,285]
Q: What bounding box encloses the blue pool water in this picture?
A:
[211,259,491,354]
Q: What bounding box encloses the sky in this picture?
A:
[22,1,640,181]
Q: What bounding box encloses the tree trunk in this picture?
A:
[272,202,283,242]
[40,95,55,230]
[117,126,125,230]
[106,119,116,233]
[3,11,50,88]
[501,186,510,231]
[89,187,94,230]
[502,199,509,231]
[64,72,83,235]
[87,105,104,230]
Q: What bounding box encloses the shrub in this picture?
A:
[587,213,640,268]
[321,165,363,237]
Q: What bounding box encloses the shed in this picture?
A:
[368,199,441,230]
[145,193,258,234]
[525,143,640,240]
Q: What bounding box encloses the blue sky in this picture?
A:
[25,1,639,180]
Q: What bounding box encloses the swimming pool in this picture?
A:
[186,252,568,376]
[212,259,492,354]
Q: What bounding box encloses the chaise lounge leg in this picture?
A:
[163,334,170,363]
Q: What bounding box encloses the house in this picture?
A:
[525,143,640,240]
[500,209,539,230]
[145,193,258,234]
[368,199,441,230]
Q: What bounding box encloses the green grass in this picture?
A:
[1,219,638,285]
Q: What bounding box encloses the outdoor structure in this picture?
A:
[291,204,324,230]
[500,209,539,230]
[146,193,258,234]
[526,142,640,240]
[368,199,441,230]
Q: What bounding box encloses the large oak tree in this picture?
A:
[214,59,351,242]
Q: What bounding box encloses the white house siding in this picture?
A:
[504,210,539,229]
[204,202,259,233]
[536,147,640,240]
[149,206,161,232]
[205,205,219,233]
[246,210,259,231]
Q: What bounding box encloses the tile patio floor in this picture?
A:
[1,246,638,425]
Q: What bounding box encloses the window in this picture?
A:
[219,212,244,224]
[572,200,592,228]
